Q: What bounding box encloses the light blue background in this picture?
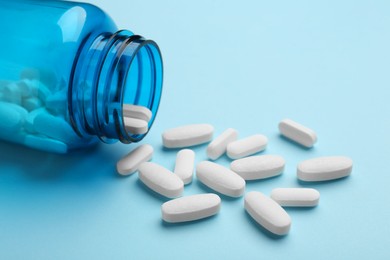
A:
[1,0,389,259]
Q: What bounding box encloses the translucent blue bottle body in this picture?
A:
[0,0,163,153]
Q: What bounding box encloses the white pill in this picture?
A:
[138,162,184,198]
[0,102,23,132]
[124,117,148,135]
[33,111,83,144]
[23,97,42,111]
[196,161,245,197]
[271,188,320,207]
[162,124,214,148]
[0,101,28,119]
[174,149,195,184]
[0,129,26,145]
[29,80,51,102]
[161,193,221,223]
[279,119,317,148]
[2,83,22,105]
[45,89,67,113]
[117,144,153,175]
[24,134,68,154]
[245,191,291,236]
[227,134,268,159]
[207,128,238,160]
[24,108,46,133]
[297,156,353,182]
[123,104,152,122]
[230,155,285,180]
[17,80,33,97]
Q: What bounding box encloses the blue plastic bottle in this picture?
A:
[0,0,163,153]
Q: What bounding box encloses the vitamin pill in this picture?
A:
[278,119,317,148]
[123,104,152,122]
[207,128,238,160]
[17,80,33,97]
[2,83,22,105]
[123,117,148,135]
[0,103,23,132]
[33,111,83,144]
[162,124,214,148]
[24,134,68,154]
[29,80,51,102]
[227,134,268,159]
[270,188,320,207]
[117,144,154,175]
[297,156,353,182]
[244,191,291,236]
[0,101,28,119]
[45,89,67,112]
[161,193,221,223]
[23,97,42,111]
[138,162,184,198]
[0,130,26,145]
[174,149,195,184]
[196,161,245,197]
[230,155,285,180]
[24,108,46,133]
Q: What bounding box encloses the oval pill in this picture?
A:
[24,108,46,133]
[297,156,353,182]
[207,128,238,160]
[161,193,221,223]
[174,149,195,184]
[117,144,154,175]
[138,162,184,198]
[271,188,320,207]
[244,191,291,236]
[230,155,285,180]
[196,161,245,197]
[162,124,214,148]
[227,134,268,159]
[124,117,148,135]
[279,119,317,148]
[123,104,152,122]
[24,134,68,154]
[0,102,23,132]
[33,111,83,144]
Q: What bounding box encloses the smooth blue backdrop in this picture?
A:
[1,0,389,259]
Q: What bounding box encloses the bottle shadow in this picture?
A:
[0,140,121,181]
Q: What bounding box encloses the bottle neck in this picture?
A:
[69,30,163,143]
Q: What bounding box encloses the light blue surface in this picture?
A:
[1,0,389,259]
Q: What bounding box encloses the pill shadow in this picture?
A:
[282,205,318,212]
[195,180,242,202]
[135,179,171,202]
[297,176,351,187]
[278,134,313,151]
[160,214,219,228]
[161,143,209,154]
[244,174,283,186]
[243,210,289,240]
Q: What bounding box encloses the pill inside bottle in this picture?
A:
[0,0,163,153]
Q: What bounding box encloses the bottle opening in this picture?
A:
[70,30,163,144]
[118,37,163,143]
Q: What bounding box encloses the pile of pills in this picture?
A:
[118,119,353,236]
[0,72,91,153]
[0,70,154,152]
